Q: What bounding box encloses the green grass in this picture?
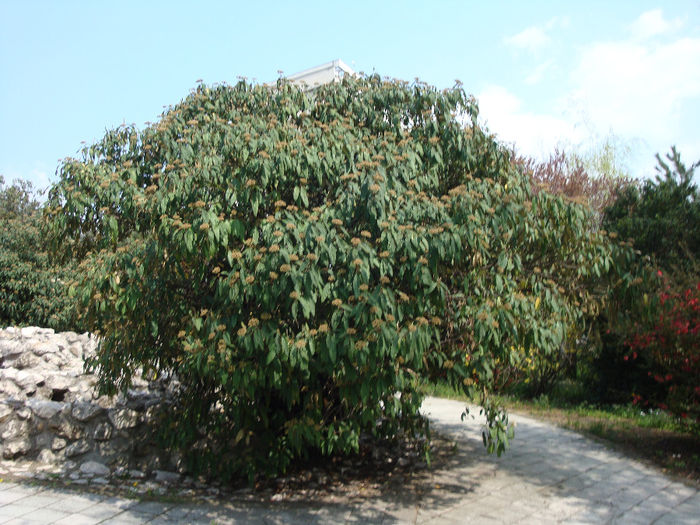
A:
[420,380,687,433]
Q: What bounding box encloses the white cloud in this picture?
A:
[30,167,52,195]
[504,16,570,55]
[524,60,554,85]
[629,9,684,40]
[476,85,583,158]
[2,162,53,200]
[483,9,700,176]
[504,26,551,54]
[569,36,700,145]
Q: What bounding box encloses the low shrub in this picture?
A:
[625,274,700,426]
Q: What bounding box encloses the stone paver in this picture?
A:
[0,396,698,524]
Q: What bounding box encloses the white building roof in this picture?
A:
[286,59,355,90]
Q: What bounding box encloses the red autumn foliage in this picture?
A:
[626,273,700,425]
[518,149,632,222]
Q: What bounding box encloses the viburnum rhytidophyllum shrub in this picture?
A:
[45,76,640,481]
[626,274,700,427]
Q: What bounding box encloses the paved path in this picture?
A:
[0,397,698,524]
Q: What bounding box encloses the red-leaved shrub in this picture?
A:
[626,273,700,426]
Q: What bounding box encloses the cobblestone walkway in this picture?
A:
[1,397,698,524]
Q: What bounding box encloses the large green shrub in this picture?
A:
[0,176,80,331]
[45,77,640,480]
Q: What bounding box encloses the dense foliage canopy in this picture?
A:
[45,76,641,480]
[0,176,79,331]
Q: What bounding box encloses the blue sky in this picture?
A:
[1,1,699,194]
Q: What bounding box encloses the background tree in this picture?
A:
[604,146,699,272]
[519,132,634,227]
[0,176,80,331]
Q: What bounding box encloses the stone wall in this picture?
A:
[0,326,183,485]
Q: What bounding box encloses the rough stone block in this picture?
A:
[80,460,110,477]
[31,341,59,356]
[51,437,67,451]
[37,449,57,464]
[65,439,91,457]
[93,422,113,441]
[0,339,23,359]
[14,369,45,391]
[12,352,40,369]
[0,379,22,397]
[1,419,29,440]
[108,408,140,429]
[2,438,32,459]
[154,470,181,484]
[0,403,12,423]
[28,399,64,419]
[16,407,32,420]
[53,417,84,440]
[72,402,104,422]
